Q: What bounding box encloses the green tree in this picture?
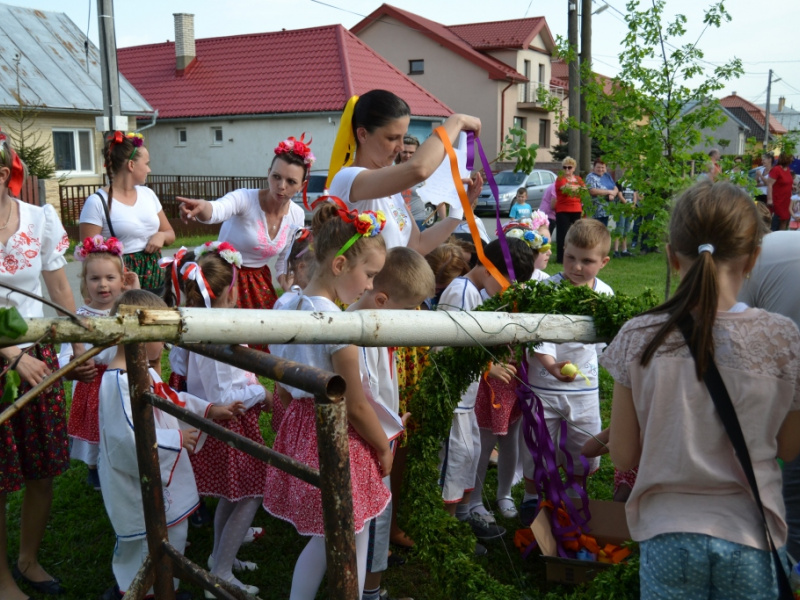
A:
[578,0,743,297]
[0,103,56,180]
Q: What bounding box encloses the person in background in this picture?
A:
[707,148,722,182]
[585,158,622,229]
[755,153,774,203]
[508,188,533,221]
[553,156,585,264]
[539,181,557,235]
[395,135,431,230]
[767,153,794,231]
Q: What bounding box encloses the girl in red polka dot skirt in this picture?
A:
[181,241,269,597]
[263,200,392,600]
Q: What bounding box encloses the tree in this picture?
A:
[577,0,743,296]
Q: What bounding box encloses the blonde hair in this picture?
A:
[111,289,167,315]
[562,156,577,168]
[425,241,470,291]
[564,218,611,255]
[373,246,435,303]
[79,252,125,301]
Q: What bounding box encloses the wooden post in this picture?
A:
[125,342,175,600]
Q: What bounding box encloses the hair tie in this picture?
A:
[181,261,217,308]
[275,134,315,166]
[698,244,715,255]
[159,247,189,304]
[74,235,124,261]
[326,95,359,189]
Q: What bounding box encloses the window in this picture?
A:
[541,171,556,184]
[526,172,541,186]
[53,129,94,174]
[409,60,424,75]
[538,63,545,85]
[538,119,551,148]
[176,128,187,146]
[513,117,526,132]
[211,127,223,146]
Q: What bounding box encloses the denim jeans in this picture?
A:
[639,532,789,599]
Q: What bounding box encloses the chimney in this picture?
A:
[778,96,786,112]
[174,13,196,72]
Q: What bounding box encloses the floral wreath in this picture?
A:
[310,195,386,256]
[274,133,315,166]
[107,131,145,162]
[528,209,550,231]
[194,241,243,268]
[502,222,551,252]
[74,235,124,261]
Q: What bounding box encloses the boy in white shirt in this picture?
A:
[348,247,436,600]
[520,219,613,523]
[437,238,534,551]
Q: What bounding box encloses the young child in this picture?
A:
[60,235,137,490]
[263,200,391,599]
[348,246,436,600]
[603,181,800,596]
[436,238,534,551]
[529,209,552,279]
[508,187,533,221]
[160,247,194,392]
[422,239,470,310]
[97,290,238,599]
[520,219,612,522]
[179,242,269,597]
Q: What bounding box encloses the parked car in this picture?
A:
[474,169,557,216]
[291,170,328,223]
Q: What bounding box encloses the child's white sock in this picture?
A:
[523,491,538,503]
[362,586,381,600]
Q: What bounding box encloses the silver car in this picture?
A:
[291,170,328,223]
[475,169,557,216]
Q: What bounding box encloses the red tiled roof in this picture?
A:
[117,24,451,120]
[720,94,788,135]
[550,58,613,95]
[351,4,526,82]
[447,17,552,51]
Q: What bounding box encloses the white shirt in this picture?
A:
[186,352,265,411]
[330,167,412,249]
[202,188,304,269]
[437,276,484,411]
[79,187,163,254]
[58,305,115,367]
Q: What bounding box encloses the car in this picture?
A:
[291,170,328,223]
[474,169,557,216]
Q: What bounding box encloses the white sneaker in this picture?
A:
[497,497,518,519]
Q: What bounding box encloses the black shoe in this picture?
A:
[519,499,538,527]
[474,542,488,557]
[621,251,633,257]
[189,500,213,528]
[613,251,621,258]
[13,564,65,595]
[464,512,506,540]
[86,468,101,490]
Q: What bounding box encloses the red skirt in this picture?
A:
[0,344,69,493]
[474,376,521,436]
[67,364,108,444]
[237,265,278,353]
[263,397,390,536]
[191,406,266,500]
[270,388,285,432]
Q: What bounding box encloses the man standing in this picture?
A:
[396,135,431,230]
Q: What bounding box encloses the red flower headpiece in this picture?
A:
[74,235,124,261]
[0,129,25,198]
[310,195,386,256]
[275,133,315,166]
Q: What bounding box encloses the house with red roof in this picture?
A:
[721,92,787,148]
[351,4,564,163]
[117,14,452,176]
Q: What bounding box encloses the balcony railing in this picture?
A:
[518,82,566,105]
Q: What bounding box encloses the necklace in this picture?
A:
[0,202,13,230]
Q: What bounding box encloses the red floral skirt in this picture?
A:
[0,344,69,493]
[237,265,278,353]
[67,364,108,444]
[191,406,266,500]
[474,376,521,436]
[263,397,390,536]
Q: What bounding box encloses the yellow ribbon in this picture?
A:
[326,95,359,189]
[434,126,510,291]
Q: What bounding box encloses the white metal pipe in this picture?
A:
[3,308,601,347]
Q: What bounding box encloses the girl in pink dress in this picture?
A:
[263,200,391,600]
[179,242,268,597]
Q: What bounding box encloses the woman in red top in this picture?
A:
[767,153,794,231]
[554,156,586,263]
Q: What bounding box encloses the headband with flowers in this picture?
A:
[528,209,550,231]
[274,133,315,167]
[74,235,124,261]
[310,195,386,257]
[186,241,243,307]
[0,129,25,198]
[502,222,551,252]
[159,246,191,304]
[195,241,243,268]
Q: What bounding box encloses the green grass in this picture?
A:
[6,253,665,600]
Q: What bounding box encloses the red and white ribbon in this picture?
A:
[180,261,216,308]
[160,247,189,304]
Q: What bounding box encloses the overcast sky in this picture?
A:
[9,0,799,108]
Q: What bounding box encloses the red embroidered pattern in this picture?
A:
[0,225,41,274]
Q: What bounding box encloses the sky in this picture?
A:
[8,0,800,109]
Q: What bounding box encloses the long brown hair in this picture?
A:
[640,180,762,378]
[102,132,142,215]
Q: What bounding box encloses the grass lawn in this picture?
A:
[6,249,666,600]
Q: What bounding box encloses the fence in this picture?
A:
[19,175,42,206]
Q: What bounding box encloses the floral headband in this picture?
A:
[0,129,25,198]
[275,133,315,166]
[311,195,386,257]
[502,222,551,252]
[107,131,144,163]
[528,210,550,231]
[159,246,190,304]
[74,235,124,261]
[195,241,243,268]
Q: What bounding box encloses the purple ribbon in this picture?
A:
[466,131,515,282]
[516,359,593,559]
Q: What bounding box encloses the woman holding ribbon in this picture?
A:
[327,89,483,254]
[79,131,175,294]
[178,136,311,312]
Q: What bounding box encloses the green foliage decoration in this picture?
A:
[0,306,28,405]
[398,281,658,599]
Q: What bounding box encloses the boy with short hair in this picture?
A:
[508,187,533,221]
[437,238,534,551]
[348,246,436,600]
[520,219,613,523]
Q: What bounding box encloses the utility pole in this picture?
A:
[579,0,592,170]
[764,69,774,148]
[568,0,580,161]
[96,0,126,133]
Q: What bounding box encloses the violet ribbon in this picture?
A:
[516,359,593,559]
[466,131,515,282]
